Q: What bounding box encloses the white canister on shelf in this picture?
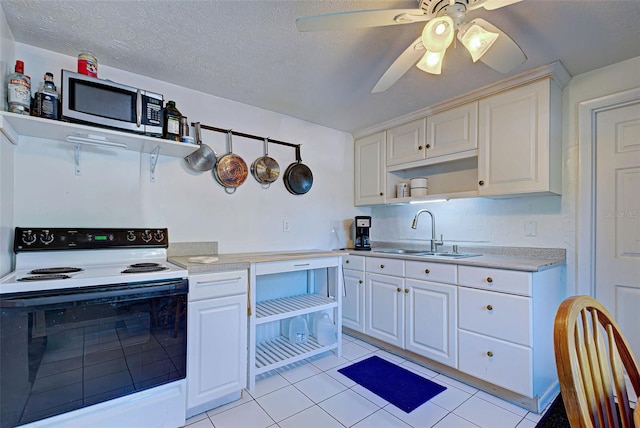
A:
[410,177,428,189]
[396,182,410,198]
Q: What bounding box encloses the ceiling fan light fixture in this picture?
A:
[421,15,454,52]
[458,21,499,62]
[416,50,445,74]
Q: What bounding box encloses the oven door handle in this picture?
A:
[0,281,187,308]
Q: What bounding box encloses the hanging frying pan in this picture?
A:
[283,145,313,195]
[251,137,280,188]
[213,130,248,194]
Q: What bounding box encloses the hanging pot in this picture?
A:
[251,137,280,188]
[283,146,313,195]
[213,130,248,194]
[184,122,216,171]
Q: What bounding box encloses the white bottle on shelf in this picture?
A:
[315,313,337,346]
[288,316,309,344]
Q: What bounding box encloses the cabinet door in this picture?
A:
[426,102,478,159]
[365,273,404,347]
[342,269,365,332]
[405,279,458,368]
[187,294,247,412]
[386,119,426,166]
[478,79,558,196]
[355,132,386,205]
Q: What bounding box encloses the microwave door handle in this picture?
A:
[136,89,142,128]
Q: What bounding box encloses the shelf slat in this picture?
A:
[255,294,337,324]
[255,336,337,373]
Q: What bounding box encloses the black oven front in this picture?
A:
[0,278,187,428]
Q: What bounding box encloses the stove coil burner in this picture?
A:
[29,267,83,275]
[18,274,72,281]
[122,262,169,274]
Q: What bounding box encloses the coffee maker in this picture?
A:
[354,216,372,251]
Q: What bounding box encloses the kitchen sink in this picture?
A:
[373,249,481,259]
[373,249,427,254]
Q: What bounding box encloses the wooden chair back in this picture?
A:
[554,295,640,428]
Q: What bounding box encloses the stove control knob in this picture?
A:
[40,230,55,245]
[126,231,136,242]
[141,230,152,243]
[153,230,165,242]
[22,230,37,245]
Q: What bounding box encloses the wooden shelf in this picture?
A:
[0,111,198,158]
[385,190,480,204]
[255,336,338,374]
[255,294,337,324]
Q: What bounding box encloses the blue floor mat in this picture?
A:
[338,355,446,413]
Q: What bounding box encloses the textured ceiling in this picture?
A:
[2,0,640,133]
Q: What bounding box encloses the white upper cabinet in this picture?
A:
[386,119,426,166]
[426,102,478,158]
[477,78,562,196]
[355,131,386,206]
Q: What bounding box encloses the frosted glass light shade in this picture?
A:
[416,50,446,74]
[421,16,454,52]
[458,22,499,62]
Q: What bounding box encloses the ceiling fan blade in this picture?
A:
[296,9,427,32]
[372,37,424,93]
[473,18,527,73]
[482,0,522,10]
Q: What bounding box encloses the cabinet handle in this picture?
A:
[426,144,431,149]
[196,276,242,286]
[358,280,363,284]
[418,145,423,150]
[404,289,409,293]
[486,304,493,311]
[380,264,385,269]
[487,351,494,357]
[479,180,485,186]
[397,287,402,292]
[380,192,384,196]
[424,269,430,274]
[486,277,493,283]
[345,260,350,264]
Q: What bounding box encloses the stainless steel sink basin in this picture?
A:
[373,249,427,254]
[373,249,481,259]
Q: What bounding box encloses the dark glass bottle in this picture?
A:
[163,100,182,141]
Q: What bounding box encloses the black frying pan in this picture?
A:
[284,146,313,195]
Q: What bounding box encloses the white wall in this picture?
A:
[0,6,15,276]
[3,43,365,258]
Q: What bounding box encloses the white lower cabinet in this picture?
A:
[457,265,565,408]
[405,278,457,368]
[348,254,565,412]
[186,271,248,418]
[342,255,365,332]
[365,272,405,347]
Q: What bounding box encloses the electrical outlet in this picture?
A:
[524,220,537,237]
[283,220,290,232]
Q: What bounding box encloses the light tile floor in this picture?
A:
[184,334,551,428]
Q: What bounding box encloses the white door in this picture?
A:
[187,294,247,414]
[405,279,457,368]
[342,268,365,332]
[365,273,404,347]
[594,100,640,359]
[354,132,386,205]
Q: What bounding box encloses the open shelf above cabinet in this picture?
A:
[0,111,199,158]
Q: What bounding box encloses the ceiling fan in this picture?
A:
[296,0,527,93]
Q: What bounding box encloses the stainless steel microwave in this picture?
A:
[61,69,163,136]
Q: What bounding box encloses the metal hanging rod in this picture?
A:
[195,123,300,149]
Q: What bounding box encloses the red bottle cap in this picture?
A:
[15,60,24,73]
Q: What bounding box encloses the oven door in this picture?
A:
[0,278,187,428]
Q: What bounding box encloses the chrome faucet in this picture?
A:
[411,209,443,252]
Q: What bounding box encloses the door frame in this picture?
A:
[577,87,640,296]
